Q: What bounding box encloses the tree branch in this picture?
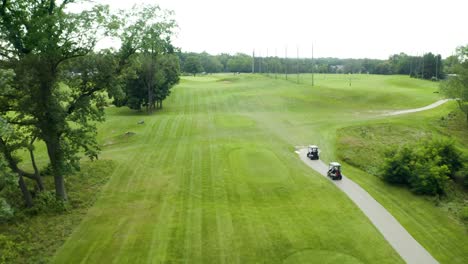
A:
[6,119,37,126]
[49,0,56,15]
[67,86,101,114]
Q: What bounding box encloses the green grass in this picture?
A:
[0,160,114,264]
[27,73,464,263]
[335,103,468,263]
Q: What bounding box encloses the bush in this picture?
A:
[0,198,14,223]
[28,191,69,215]
[380,139,462,196]
[422,139,463,179]
[381,147,413,184]
[461,207,468,221]
[0,234,19,264]
[410,162,450,196]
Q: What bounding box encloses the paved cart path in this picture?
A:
[297,149,439,264]
[384,99,450,116]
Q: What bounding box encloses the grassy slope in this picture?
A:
[51,74,449,263]
[55,75,458,263]
[0,160,114,264]
[336,103,468,264]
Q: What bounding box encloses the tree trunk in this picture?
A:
[44,136,67,200]
[29,147,44,191]
[18,175,33,208]
[37,69,68,201]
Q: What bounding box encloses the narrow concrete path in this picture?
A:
[297,149,439,264]
[384,99,450,116]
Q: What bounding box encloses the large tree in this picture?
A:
[0,0,116,200]
[116,5,177,113]
[441,45,468,123]
[183,55,203,76]
[122,53,180,111]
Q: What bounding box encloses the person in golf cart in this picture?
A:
[327,162,342,180]
[306,145,319,160]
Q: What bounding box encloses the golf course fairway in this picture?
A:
[51,74,467,263]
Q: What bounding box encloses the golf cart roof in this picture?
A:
[329,162,341,167]
[308,145,318,149]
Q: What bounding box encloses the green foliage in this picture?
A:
[0,234,21,264]
[0,0,119,200]
[178,51,445,76]
[381,147,413,184]
[120,53,180,111]
[183,55,204,75]
[198,52,223,73]
[114,5,179,112]
[440,45,468,122]
[227,53,252,72]
[0,160,114,263]
[461,207,468,221]
[381,139,462,196]
[28,191,69,215]
[0,198,14,223]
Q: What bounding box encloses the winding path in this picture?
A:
[384,99,450,116]
[295,100,452,263]
[297,150,438,264]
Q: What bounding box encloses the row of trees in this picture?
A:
[178,51,448,80]
[0,0,179,208]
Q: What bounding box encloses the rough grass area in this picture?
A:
[337,124,432,175]
[0,160,114,264]
[336,104,468,263]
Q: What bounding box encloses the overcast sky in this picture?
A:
[94,0,467,59]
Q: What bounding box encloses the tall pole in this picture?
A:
[275,48,278,79]
[266,48,269,77]
[311,43,315,86]
[421,52,425,79]
[259,50,262,74]
[285,46,288,80]
[435,53,439,80]
[409,53,413,77]
[252,49,255,73]
[296,45,299,84]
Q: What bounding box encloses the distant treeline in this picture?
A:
[179,51,456,80]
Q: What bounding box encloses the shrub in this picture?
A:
[0,198,14,223]
[381,147,413,184]
[28,191,69,215]
[409,162,450,196]
[380,139,462,196]
[461,207,468,221]
[420,139,463,178]
[0,234,19,264]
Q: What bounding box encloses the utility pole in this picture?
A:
[259,50,262,74]
[275,48,278,79]
[266,48,269,77]
[252,49,255,73]
[285,46,288,80]
[296,45,299,84]
[409,53,412,77]
[311,43,315,86]
[421,53,425,79]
